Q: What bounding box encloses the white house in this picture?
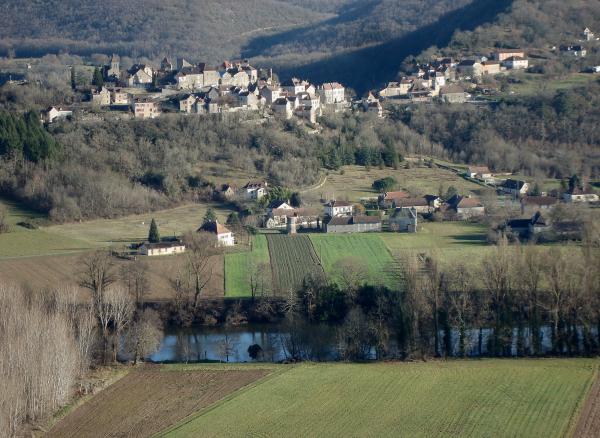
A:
[584,27,595,41]
[467,166,493,180]
[139,241,186,256]
[324,200,353,217]
[200,221,235,246]
[243,181,268,200]
[41,106,73,124]
[503,56,529,70]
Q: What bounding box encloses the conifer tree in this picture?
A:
[148,218,160,243]
[203,208,217,225]
[92,67,104,88]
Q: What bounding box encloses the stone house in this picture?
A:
[493,49,525,62]
[133,99,160,120]
[178,94,197,113]
[584,27,595,41]
[126,64,153,88]
[481,61,501,75]
[282,78,310,96]
[273,97,293,119]
[445,195,485,219]
[91,87,111,106]
[111,89,130,105]
[139,241,186,256]
[457,60,483,78]
[389,208,418,233]
[325,215,382,233]
[317,82,345,104]
[394,197,436,214]
[439,85,467,103]
[324,200,354,217]
[379,191,410,209]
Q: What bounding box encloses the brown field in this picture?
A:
[48,367,271,438]
[574,373,600,438]
[0,252,225,300]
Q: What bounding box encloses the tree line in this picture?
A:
[281,239,600,361]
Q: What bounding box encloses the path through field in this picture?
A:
[48,367,271,438]
[574,371,600,438]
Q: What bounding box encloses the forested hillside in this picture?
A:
[0,0,326,61]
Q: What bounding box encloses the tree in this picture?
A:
[92,67,104,88]
[247,344,263,361]
[124,309,163,364]
[333,257,368,298]
[290,192,302,207]
[173,231,221,309]
[372,177,397,193]
[568,174,580,192]
[148,218,160,243]
[70,66,77,90]
[0,204,8,233]
[445,186,458,200]
[120,259,149,308]
[203,208,217,225]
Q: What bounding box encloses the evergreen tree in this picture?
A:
[92,67,104,88]
[148,218,160,243]
[203,208,217,225]
[70,67,76,90]
[568,174,580,192]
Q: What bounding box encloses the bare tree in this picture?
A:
[333,256,368,298]
[249,260,271,301]
[120,259,149,309]
[79,250,116,304]
[444,263,474,357]
[176,231,221,309]
[124,309,163,364]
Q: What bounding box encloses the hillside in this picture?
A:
[0,0,327,62]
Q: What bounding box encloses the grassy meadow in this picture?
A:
[224,235,272,297]
[162,360,597,438]
[300,165,487,204]
[310,233,398,288]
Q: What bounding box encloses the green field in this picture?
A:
[0,198,94,258]
[381,222,491,267]
[163,360,597,438]
[310,233,398,288]
[266,234,324,293]
[224,235,272,297]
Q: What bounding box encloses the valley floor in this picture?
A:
[48,359,599,438]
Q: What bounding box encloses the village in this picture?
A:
[29,26,600,259]
[38,27,600,125]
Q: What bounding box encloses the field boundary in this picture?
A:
[154,366,292,437]
[571,365,600,438]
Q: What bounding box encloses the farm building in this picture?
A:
[378,191,410,208]
[467,166,492,180]
[563,187,599,203]
[266,206,320,229]
[389,208,418,233]
[139,241,186,256]
[499,179,529,197]
[325,216,382,233]
[394,197,437,214]
[199,221,235,246]
[445,195,485,219]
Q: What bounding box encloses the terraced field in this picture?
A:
[164,360,597,438]
[266,234,324,294]
[224,235,272,297]
[310,233,399,288]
